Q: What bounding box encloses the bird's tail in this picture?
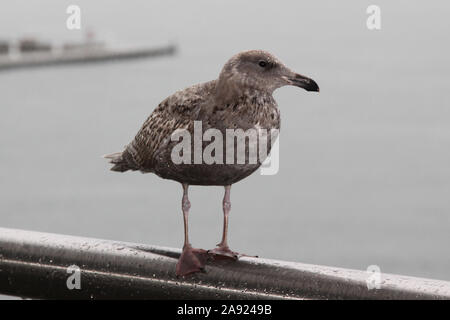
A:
[103,151,131,172]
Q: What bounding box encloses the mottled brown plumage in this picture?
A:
[117,82,275,185]
[105,50,319,276]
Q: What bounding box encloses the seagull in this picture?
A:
[105,50,319,276]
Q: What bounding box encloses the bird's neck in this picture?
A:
[214,77,272,105]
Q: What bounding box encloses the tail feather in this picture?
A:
[103,151,131,172]
[103,152,122,160]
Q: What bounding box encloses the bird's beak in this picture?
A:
[284,73,320,92]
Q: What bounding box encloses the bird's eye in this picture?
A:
[258,60,267,68]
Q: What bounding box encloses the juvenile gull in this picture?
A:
[105,50,319,276]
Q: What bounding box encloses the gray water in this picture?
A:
[1,0,449,283]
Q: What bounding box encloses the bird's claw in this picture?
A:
[207,246,257,260]
[176,245,208,277]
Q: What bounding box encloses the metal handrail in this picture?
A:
[0,227,449,299]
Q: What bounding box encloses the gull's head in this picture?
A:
[218,50,319,94]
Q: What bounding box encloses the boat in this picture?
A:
[0,35,176,71]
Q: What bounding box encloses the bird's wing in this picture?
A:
[125,81,216,170]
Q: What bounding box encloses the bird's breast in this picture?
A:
[151,97,280,185]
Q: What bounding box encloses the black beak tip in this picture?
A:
[291,74,320,92]
[306,80,320,92]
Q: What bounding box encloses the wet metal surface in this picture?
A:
[0,227,449,299]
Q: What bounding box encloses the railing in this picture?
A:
[0,227,449,299]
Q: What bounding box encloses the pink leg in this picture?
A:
[176,183,207,276]
[208,185,257,260]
